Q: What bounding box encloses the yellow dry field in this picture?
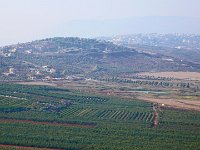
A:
[17,81,57,86]
[138,96,200,111]
[138,72,200,80]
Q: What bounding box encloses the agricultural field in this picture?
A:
[138,72,200,81]
[0,83,200,149]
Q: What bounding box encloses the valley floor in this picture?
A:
[0,71,200,149]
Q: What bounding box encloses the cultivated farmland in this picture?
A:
[0,83,200,149]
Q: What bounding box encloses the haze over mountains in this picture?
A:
[1,16,200,47]
[63,16,200,37]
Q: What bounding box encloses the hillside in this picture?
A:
[0,37,200,81]
[101,34,200,64]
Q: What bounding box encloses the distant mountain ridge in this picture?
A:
[0,37,200,81]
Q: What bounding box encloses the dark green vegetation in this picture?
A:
[0,83,200,149]
[1,37,200,81]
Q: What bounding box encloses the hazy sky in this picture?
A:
[0,0,200,46]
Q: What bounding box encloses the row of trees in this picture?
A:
[103,77,198,89]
